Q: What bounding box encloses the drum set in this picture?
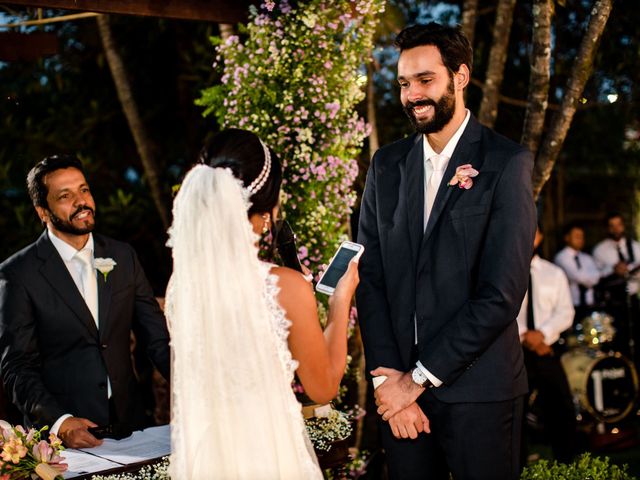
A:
[561,312,639,425]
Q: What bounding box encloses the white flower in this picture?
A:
[94,257,117,281]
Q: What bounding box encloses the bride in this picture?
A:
[167,129,359,479]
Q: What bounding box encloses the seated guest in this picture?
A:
[554,222,601,320]
[0,155,170,448]
[518,227,576,464]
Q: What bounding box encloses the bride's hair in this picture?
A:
[198,128,282,216]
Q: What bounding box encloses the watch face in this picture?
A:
[412,368,426,386]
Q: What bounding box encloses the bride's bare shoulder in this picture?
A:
[269,266,315,308]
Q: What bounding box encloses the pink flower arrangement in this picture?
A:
[0,421,66,480]
[449,164,479,190]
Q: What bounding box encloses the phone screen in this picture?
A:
[320,247,359,288]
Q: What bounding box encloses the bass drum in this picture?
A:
[561,349,638,423]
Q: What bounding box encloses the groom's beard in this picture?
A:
[48,205,96,235]
[403,81,456,135]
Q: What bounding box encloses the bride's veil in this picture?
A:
[166,165,318,479]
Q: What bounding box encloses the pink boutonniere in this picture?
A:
[448,164,479,190]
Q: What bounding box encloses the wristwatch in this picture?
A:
[411,367,433,389]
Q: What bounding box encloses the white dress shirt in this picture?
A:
[517,256,575,345]
[48,229,110,435]
[48,228,95,299]
[592,237,640,295]
[554,246,601,306]
[414,110,471,388]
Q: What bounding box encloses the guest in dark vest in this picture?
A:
[593,213,640,361]
[518,226,576,464]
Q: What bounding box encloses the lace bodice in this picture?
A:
[263,264,300,382]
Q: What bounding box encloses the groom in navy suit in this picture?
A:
[357,23,536,479]
[0,155,170,448]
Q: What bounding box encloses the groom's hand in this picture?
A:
[372,367,424,421]
[388,402,430,439]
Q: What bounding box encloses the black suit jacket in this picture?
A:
[357,115,536,403]
[0,231,170,429]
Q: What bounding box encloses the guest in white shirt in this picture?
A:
[592,213,640,296]
[518,227,576,464]
[592,212,640,362]
[554,223,601,319]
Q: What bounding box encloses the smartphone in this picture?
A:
[316,241,364,295]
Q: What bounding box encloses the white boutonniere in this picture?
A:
[94,257,117,281]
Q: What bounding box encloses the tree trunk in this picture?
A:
[520,0,552,156]
[532,0,613,199]
[477,0,517,128]
[461,0,479,47]
[366,60,379,159]
[96,15,170,230]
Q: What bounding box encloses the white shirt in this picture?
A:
[48,228,95,298]
[47,229,109,435]
[592,237,640,295]
[554,246,601,306]
[415,110,471,388]
[517,256,575,345]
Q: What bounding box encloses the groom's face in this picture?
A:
[37,167,96,236]
[398,45,457,134]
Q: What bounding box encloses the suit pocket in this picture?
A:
[449,204,489,220]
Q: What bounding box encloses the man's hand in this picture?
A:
[58,417,103,448]
[522,330,545,351]
[614,261,629,277]
[388,402,431,439]
[533,342,553,356]
[371,367,424,421]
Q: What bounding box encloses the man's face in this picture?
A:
[398,45,457,134]
[565,227,585,251]
[37,167,96,236]
[607,216,625,241]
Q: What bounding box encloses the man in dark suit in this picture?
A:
[357,23,536,479]
[0,155,170,449]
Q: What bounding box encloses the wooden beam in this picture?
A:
[5,0,257,23]
[0,32,58,61]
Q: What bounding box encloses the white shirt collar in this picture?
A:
[423,109,471,161]
[47,228,94,261]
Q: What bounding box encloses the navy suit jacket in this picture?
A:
[357,115,536,403]
[0,231,170,428]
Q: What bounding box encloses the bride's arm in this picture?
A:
[274,261,359,404]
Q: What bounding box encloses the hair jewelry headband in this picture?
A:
[247,139,272,194]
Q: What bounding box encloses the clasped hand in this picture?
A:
[371,367,430,439]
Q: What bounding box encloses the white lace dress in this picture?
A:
[262,263,323,478]
[168,263,322,480]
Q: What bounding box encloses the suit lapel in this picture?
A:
[403,134,424,262]
[36,232,99,338]
[420,115,483,248]
[93,235,113,341]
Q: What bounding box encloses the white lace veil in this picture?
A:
[166,165,320,479]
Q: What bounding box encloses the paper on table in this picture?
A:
[79,424,171,465]
[62,449,123,479]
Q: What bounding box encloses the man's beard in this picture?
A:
[403,81,456,134]
[48,205,95,235]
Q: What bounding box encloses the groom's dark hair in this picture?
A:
[27,154,85,209]
[395,22,473,77]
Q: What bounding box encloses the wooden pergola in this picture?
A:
[5,0,257,22]
[1,0,259,60]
